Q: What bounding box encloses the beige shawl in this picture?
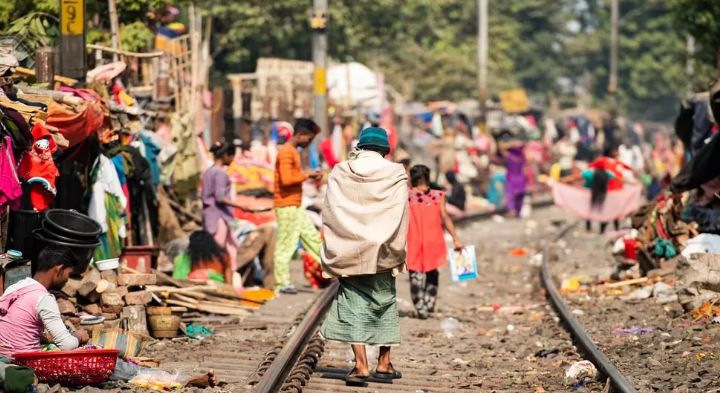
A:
[321,150,409,277]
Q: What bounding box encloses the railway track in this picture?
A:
[248,211,638,393]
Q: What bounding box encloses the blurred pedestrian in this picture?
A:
[407,165,464,320]
[499,138,527,218]
[444,171,466,218]
[320,127,409,386]
[273,119,324,294]
[202,141,255,293]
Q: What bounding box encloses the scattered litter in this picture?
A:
[624,286,653,300]
[492,214,505,223]
[185,324,212,339]
[564,360,598,386]
[129,369,190,390]
[506,324,515,333]
[561,277,582,293]
[612,326,656,336]
[526,220,538,229]
[534,348,560,358]
[528,253,543,267]
[681,234,720,258]
[571,308,585,316]
[440,317,461,338]
[690,302,720,320]
[713,316,720,324]
[508,248,529,257]
[452,357,469,366]
[652,282,677,304]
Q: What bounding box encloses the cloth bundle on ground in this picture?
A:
[321,150,409,277]
[551,182,643,222]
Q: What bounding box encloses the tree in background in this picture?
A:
[670,0,720,79]
[0,0,162,54]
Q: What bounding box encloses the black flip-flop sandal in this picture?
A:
[345,371,369,387]
[372,369,402,380]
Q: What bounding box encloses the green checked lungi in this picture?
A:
[320,271,400,346]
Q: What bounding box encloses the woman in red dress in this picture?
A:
[406,165,464,319]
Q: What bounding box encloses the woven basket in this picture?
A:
[14,349,120,385]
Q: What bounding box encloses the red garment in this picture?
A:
[303,253,331,289]
[589,157,631,190]
[17,124,59,211]
[406,188,447,272]
[320,138,339,168]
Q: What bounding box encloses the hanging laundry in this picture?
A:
[17,123,59,211]
[0,136,21,210]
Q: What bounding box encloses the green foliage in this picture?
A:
[670,0,720,73]
[4,12,59,50]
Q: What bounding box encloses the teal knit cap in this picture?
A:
[357,127,390,151]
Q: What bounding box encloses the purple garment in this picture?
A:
[201,166,233,234]
[504,146,527,215]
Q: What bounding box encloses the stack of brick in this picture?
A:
[58,268,156,337]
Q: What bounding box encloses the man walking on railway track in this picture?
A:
[319,127,409,386]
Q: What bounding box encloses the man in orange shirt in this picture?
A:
[273,119,323,293]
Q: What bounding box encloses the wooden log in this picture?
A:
[154,270,190,288]
[102,304,124,314]
[604,277,649,288]
[164,299,250,316]
[96,279,117,294]
[78,269,101,297]
[102,313,119,321]
[57,298,76,314]
[116,286,129,298]
[100,270,118,286]
[61,279,82,297]
[101,292,125,307]
[122,306,149,337]
[125,291,152,305]
[83,304,102,316]
[118,273,157,287]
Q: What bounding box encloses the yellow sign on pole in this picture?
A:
[499,88,530,114]
[60,0,84,35]
[313,67,326,95]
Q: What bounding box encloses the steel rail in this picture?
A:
[541,225,638,393]
[253,280,339,393]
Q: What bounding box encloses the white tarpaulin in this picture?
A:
[327,62,384,111]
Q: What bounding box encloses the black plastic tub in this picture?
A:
[43,209,102,241]
[32,230,101,274]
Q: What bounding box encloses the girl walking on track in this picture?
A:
[406,165,464,319]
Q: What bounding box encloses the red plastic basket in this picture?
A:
[13,349,120,385]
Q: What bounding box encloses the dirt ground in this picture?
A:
[553,226,720,393]
[71,206,720,393]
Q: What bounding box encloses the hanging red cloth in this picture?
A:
[17,123,59,211]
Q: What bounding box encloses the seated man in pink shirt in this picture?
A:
[0,246,89,392]
[0,246,218,391]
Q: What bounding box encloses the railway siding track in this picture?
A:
[250,213,638,393]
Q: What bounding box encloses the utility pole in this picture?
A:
[311,0,328,137]
[477,0,488,134]
[108,0,120,62]
[608,0,619,95]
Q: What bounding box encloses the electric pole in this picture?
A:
[608,0,619,95]
[478,0,488,133]
[311,0,328,137]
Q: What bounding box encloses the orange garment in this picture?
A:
[406,188,447,273]
[273,144,306,208]
[46,99,105,147]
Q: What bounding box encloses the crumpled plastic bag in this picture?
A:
[564,360,598,386]
[129,369,191,391]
